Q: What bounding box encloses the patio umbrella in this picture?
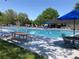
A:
[59,10,79,36]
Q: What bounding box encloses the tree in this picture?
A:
[34,15,46,25]
[3,13,10,24]
[41,8,59,19]
[17,13,29,26]
[35,8,59,24]
[0,9,30,26]
[5,9,17,24]
[0,12,2,24]
[0,12,2,16]
[0,12,5,24]
[75,3,79,10]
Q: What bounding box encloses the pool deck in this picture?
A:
[2,35,79,59]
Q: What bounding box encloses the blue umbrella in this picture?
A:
[59,10,79,35]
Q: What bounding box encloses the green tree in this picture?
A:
[35,8,59,24]
[17,13,29,26]
[0,16,2,24]
[5,9,17,24]
[75,3,79,10]
[0,9,31,26]
[41,8,59,19]
[0,12,5,24]
[27,20,33,24]
[0,12,2,16]
[34,15,46,25]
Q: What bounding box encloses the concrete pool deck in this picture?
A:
[2,35,79,59]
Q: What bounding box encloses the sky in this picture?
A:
[0,0,79,20]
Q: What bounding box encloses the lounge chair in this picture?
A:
[62,34,71,44]
[62,34,75,48]
[74,56,79,59]
[62,34,79,48]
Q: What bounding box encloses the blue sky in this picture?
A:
[0,0,79,20]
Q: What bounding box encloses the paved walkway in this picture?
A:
[3,35,79,59]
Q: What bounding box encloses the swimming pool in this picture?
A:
[3,27,79,38]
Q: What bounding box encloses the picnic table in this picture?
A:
[12,32,27,39]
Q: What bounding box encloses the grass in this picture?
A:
[0,39,45,59]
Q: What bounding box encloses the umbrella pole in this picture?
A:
[72,18,75,45]
[73,18,75,36]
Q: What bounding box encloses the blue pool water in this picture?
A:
[3,27,79,38]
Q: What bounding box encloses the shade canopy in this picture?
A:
[42,20,62,24]
[59,10,79,20]
[42,20,53,24]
